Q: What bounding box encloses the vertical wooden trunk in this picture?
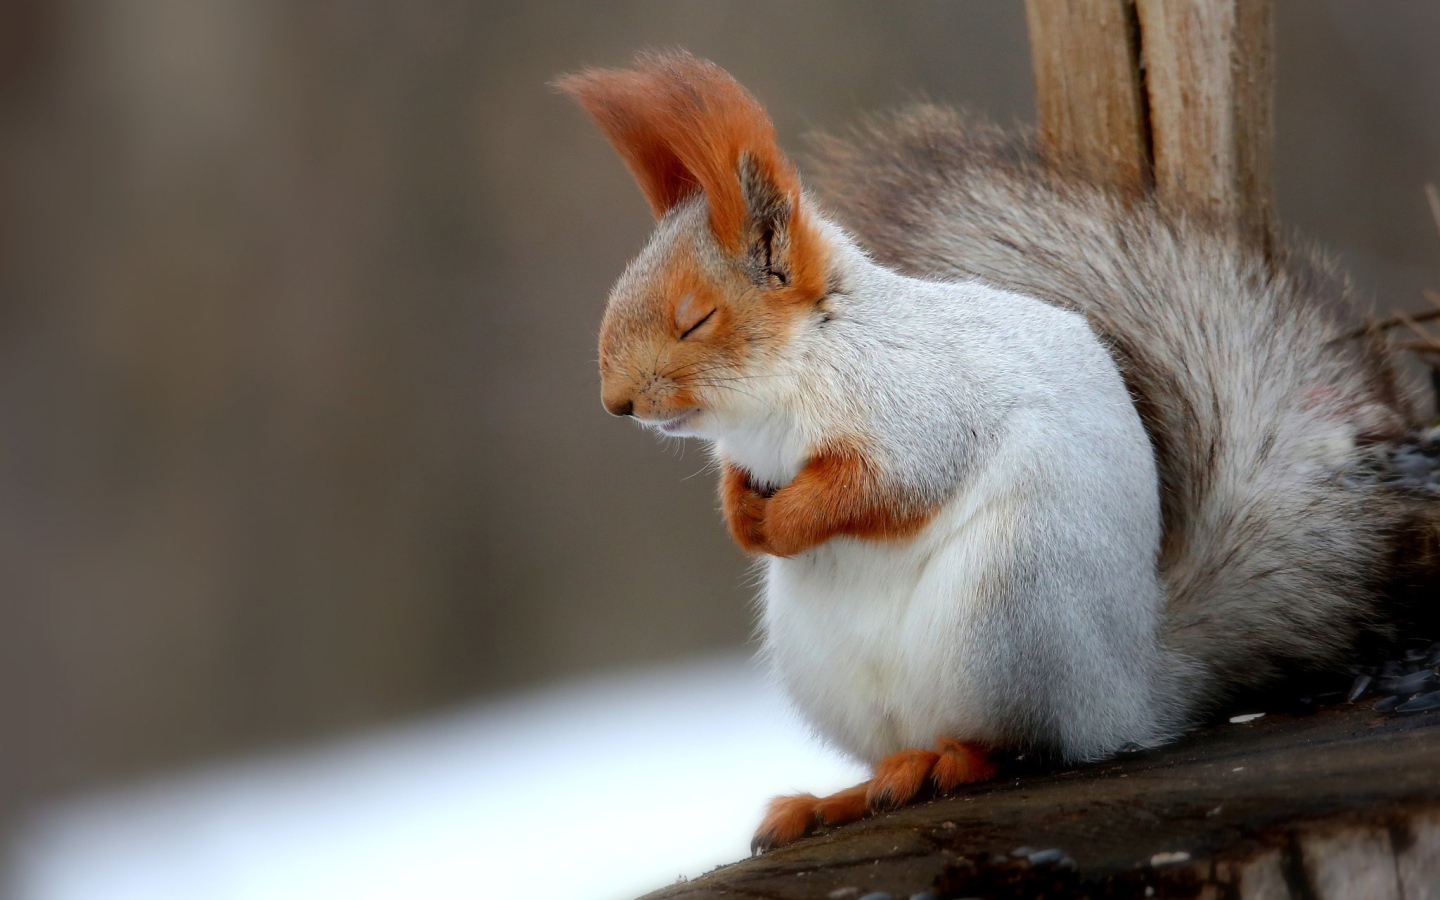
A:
[1025,0,1276,255]
[1024,0,1149,195]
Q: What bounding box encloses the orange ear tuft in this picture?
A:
[555,50,801,254]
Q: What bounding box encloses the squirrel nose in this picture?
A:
[605,397,634,417]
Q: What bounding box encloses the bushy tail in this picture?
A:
[809,105,1440,714]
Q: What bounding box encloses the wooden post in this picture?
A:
[1025,0,1276,255]
[1137,0,1276,253]
[1024,0,1150,195]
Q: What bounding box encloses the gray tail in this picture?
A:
[809,105,1440,715]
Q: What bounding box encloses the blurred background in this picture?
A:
[0,1,1437,896]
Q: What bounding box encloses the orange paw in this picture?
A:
[720,464,772,554]
[814,783,871,826]
[865,740,998,811]
[867,748,940,811]
[751,784,872,853]
[932,737,999,792]
[751,792,820,853]
[751,741,998,852]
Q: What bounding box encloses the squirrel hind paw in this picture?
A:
[864,740,998,812]
[750,784,872,853]
[865,748,940,811]
[751,793,821,854]
[750,742,998,852]
[932,737,999,792]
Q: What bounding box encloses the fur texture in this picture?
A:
[747,235,1176,763]
[566,52,1179,765]
[808,105,1437,705]
[563,52,1440,847]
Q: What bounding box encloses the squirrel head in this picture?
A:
[558,50,832,437]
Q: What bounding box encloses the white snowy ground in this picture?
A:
[7,655,865,900]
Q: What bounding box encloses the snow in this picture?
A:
[7,655,864,900]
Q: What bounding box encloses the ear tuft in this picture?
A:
[555,50,797,250]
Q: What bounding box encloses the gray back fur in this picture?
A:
[809,105,1439,710]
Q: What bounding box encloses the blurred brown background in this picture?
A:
[0,0,1436,831]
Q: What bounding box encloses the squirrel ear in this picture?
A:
[737,151,802,290]
[557,50,827,298]
[554,57,700,220]
[556,50,783,237]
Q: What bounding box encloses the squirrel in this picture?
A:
[558,50,1440,851]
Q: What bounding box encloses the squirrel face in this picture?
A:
[597,189,823,437]
[559,51,832,438]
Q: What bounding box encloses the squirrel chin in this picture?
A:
[640,410,705,438]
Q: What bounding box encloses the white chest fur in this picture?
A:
[712,258,1166,765]
[759,456,1023,764]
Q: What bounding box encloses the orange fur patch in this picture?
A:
[761,445,938,557]
[813,783,871,826]
[594,205,810,422]
[932,737,998,793]
[721,463,771,554]
[750,739,999,852]
[751,784,873,853]
[752,792,820,852]
[657,252,727,341]
[557,50,829,302]
[596,246,726,420]
[556,50,789,244]
[866,748,940,811]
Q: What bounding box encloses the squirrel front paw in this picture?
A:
[720,464,772,554]
[720,463,830,557]
[722,451,923,557]
[759,485,828,557]
[720,455,876,557]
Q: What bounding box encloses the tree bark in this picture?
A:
[1026,0,1276,256]
[1024,0,1150,195]
[641,704,1440,900]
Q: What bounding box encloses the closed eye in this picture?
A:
[679,308,716,340]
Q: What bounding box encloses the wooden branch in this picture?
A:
[1333,305,1440,344]
[1395,308,1433,339]
[643,705,1440,900]
[1024,0,1150,195]
[1397,342,1440,356]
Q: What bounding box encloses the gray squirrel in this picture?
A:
[558,50,1440,851]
